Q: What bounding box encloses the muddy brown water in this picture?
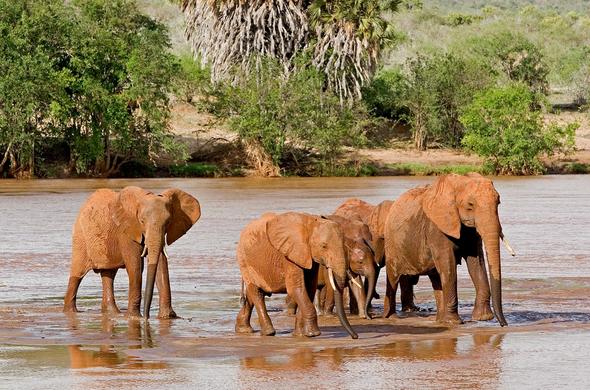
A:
[0,176,589,389]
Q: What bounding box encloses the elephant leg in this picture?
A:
[64,235,89,313]
[428,269,444,317]
[235,283,255,334]
[432,252,462,325]
[365,266,381,311]
[126,261,142,318]
[287,267,320,337]
[401,275,421,312]
[156,253,177,319]
[247,284,275,336]
[383,267,400,318]
[64,276,83,313]
[466,253,493,321]
[286,295,298,315]
[100,269,120,314]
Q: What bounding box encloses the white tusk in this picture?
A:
[141,234,148,257]
[163,234,169,259]
[347,271,363,289]
[502,237,516,257]
[328,268,337,291]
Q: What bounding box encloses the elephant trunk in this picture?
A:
[364,266,377,320]
[330,269,358,339]
[143,229,164,319]
[480,224,507,327]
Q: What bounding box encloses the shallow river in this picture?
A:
[0,176,589,389]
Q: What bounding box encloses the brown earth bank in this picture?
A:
[169,103,590,177]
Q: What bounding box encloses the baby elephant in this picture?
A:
[288,214,377,319]
[64,186,201,319]
[235,212,357,339]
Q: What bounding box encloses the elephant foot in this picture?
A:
[235,324,255,334]
[402,304,424,313]
[287,307,297,316]
[158,309,178,320]
[126,310,142,320]
[260,325,276,336]
[293,318,321,337]
[382,305,396,319]
[63,305,79,313]
[101,305,121,315]
[372,292,381,300]
[471,305,494,321]
[436,313,464,326]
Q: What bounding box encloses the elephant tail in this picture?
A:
[239,278,246,306]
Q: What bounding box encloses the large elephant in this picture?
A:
[235,212,357,339]
[287,214,377,319]
[334,198,421,314]
[384,173,510,326]
[63,186,201,319]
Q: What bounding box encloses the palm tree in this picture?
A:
[180,0,398,102]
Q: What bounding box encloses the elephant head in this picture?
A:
[324,214,377,319]
[422,173,507,326]
[113,186,201,319]
[266,212,357,339]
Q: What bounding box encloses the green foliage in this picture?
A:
[461,83,577,175]
[362,68,409,120]
[169,162,218,177]
[442,12,481,26]
[404,52,494,150]
[384,162,490,176]
[214,60,366,175]
[471,32,549,96]
[173,54,211,105]
[0,0,185,178]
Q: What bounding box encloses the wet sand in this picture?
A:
[0,176,589,389]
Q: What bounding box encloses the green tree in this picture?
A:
[461,83,577,175]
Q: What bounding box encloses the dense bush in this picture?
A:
[214,60,366,176]
[461,83,577,175]
[404,52,494,150]
[0,0,185,178]
[362,68,409,121]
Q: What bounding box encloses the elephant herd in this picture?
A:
[63,173,515,340]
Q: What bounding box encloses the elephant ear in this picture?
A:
[422,175,461,239]
[112,186,146,243]
[367,200,393,240]
[161,188,201,245]
[266,213,312,269]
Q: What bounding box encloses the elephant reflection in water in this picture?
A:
[240,333,504,374]
[67,315,167,370]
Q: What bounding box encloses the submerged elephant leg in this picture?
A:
[126,261,142,318]
[235,283,255,334]
[466,253,493,321]
[156,253,177,319]
[286,295,298,315]
[287,268,320,337]
[400,275,421,312]
[247,284,275,336]
[64,276,84,313]
[431,256,462,325]
[100,269,120,314]
[383,268,399,318]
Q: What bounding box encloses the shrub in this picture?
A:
[173,54,211,105]
[404,52,494,150]
[215,60,366,176]
[461,83,577,175]
[362,67,409,121]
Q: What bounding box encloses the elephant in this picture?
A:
[286,214,377,319]
[235,212,358,339]
[63,186,201,319]
[334,198,421,314]
[384,173,511,326]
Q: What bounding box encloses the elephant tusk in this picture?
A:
[141,234,148,258]
[162,234,170,259]
[501,236,516,257]
[328,268,337,292]
[347,271,363,289]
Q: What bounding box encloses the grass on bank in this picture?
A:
[382,162,490,176]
